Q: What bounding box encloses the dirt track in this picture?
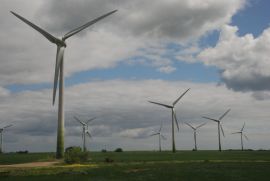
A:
[0,161,60,168]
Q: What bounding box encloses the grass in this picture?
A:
[0,150,270,180]
[0,152,56,164]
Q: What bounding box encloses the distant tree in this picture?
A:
[114,148,123,152]
[16,150,28,154]
[101,149,107,153]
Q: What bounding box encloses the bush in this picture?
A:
[64,146,90,164]
[114,148,123,152]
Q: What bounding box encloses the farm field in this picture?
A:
[1,151,270,180]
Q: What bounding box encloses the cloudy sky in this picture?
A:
[1,0,270,152]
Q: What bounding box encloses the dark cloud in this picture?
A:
[38,0,244,40]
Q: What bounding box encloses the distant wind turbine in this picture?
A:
[0,124,13,153]
[232,123,248,151]
[74,116,96,152]
[185,122,207,151]
[149,88,190,153]
[11,10,117,158]
[202,109,230,151]
[150,122,166,152]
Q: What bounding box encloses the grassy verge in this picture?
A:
[0,151,270,180]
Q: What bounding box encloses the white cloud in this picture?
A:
[119,127,153,139]
[0,79,270,152]
[198,25,270,91]
[158,66,176,74]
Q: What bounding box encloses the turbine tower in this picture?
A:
[202,109,230,152]
[149,88,190,153]
[0,124,13,153]
[185,122,207,151]
[150,122,166,152]
[74,116,96,152]
[232,123,248,151]
[11,10,117,158]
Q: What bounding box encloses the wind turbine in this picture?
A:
[74,116,96,152]
[202,109,230,152]
[185,122,207,151]
[11,10,117,158]
[232,123,248,151]
[0,124,13,153]
[150,122,166,152]
[149,88,190,153]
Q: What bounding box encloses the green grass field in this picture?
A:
[1,151,270,180]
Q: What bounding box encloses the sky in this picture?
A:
[0,0,270,152]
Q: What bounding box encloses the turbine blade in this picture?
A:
[3,124,13,129]
[148,101,172,108]
[244,134,249,141]
[241,122,245,132]
[185,122,195,130]
[74,116,85,125]
[150,133,159,137]
[161,134,167,140]
[220,124,225,137]
[219,109,231,121]
[196,122,207,129]
[173,88,190,106]
[10,11,58,44]
[202,116,219,122]
[173,110,180,131]
[63,10,117,40]
[159,122,163,132]
[86,117,96,124]
[86,131,92,138]
[52,47,65,105]
[231,132,241,134]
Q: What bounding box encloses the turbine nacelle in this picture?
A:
[57,38,67,47]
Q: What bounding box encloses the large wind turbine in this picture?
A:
[185,122,207,151]
[74,116,96,152]
[149,88,190,153]
[11,10,117,158]
[232,123,248,151]
[0,124,13,153]
[202,109,230,152]
[150,122,166,152]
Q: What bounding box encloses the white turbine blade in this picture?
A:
[173,110,180,131]
[10,11,58,44]
[161,134,167,140]
[3,124,13,129]
[148,101,172,108]
[63,10,117,40]
[244,134,249,141]
[202,116,219,122]
[150,133,159,137]
[219,109,231,121]
[241,122,245,132]
[173,88,190,106]
[74,116,85,125]
[159,122,163,132]
[86,117,96,124]
[52,47,65,105]
[86,131,92,138]
[196,122,207,129]
[185,122,195,130]
[220,124,225,137]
